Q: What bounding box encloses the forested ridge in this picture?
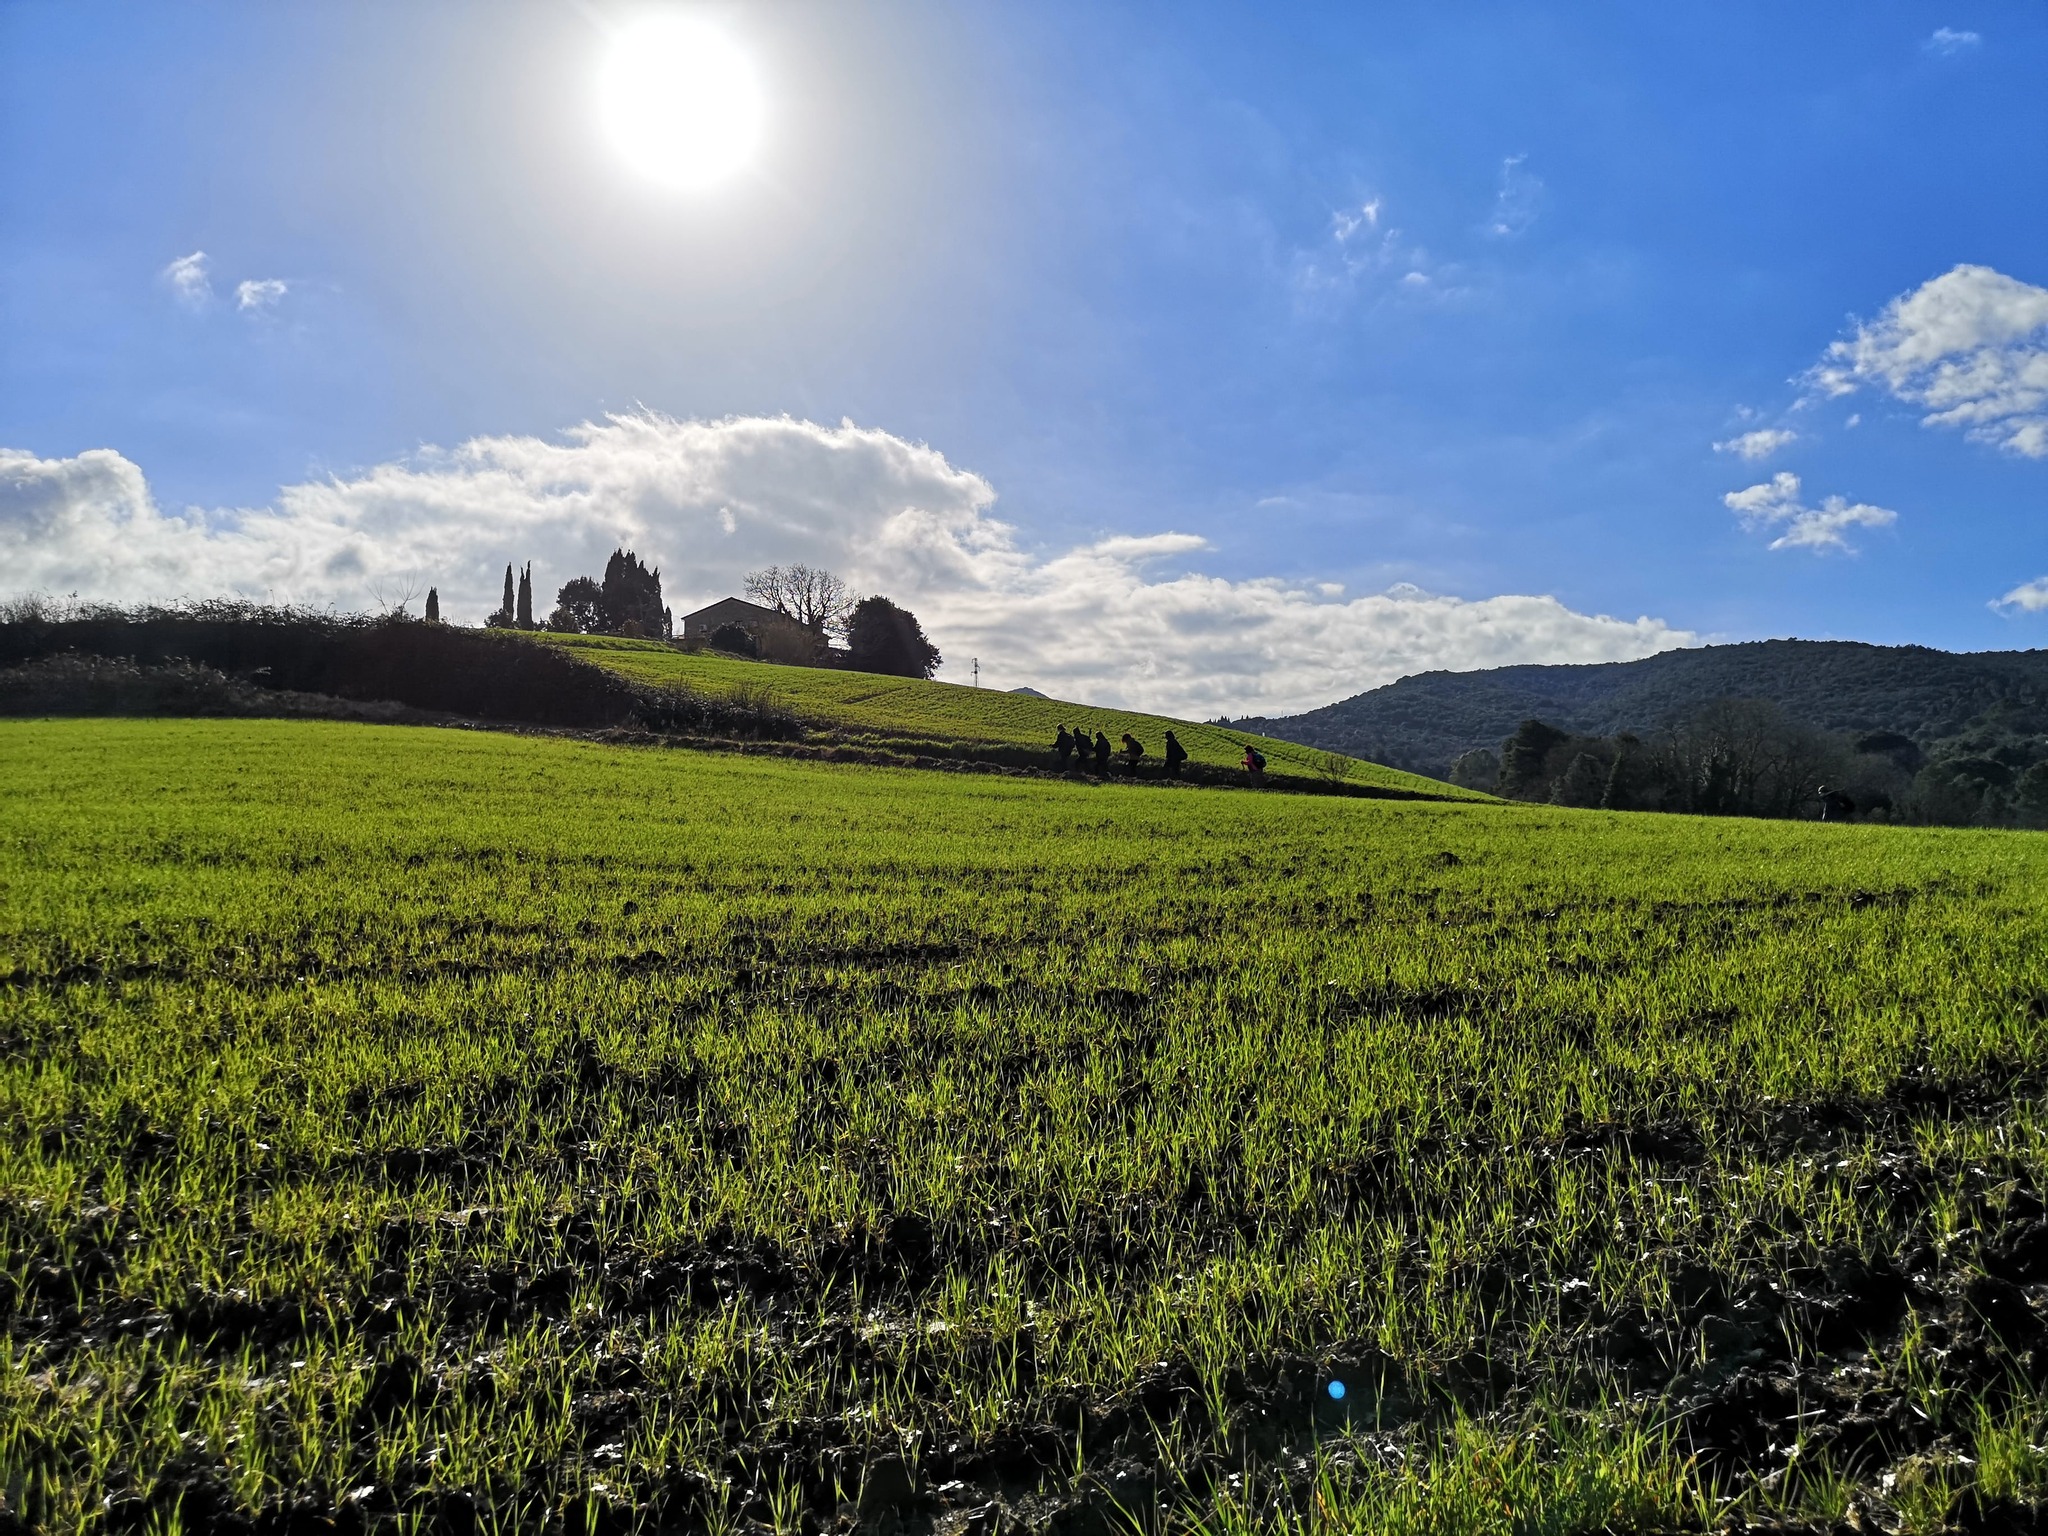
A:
[1236,638,2048,825]
[1240,640,2048,774]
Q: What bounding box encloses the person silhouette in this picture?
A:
[1054,725,1074,765]
[1093,730,1112,774]
[1163,731,1188,778]
[1120,733,1146,774]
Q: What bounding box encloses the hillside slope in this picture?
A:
[1236,639,2048,779]
[544,633,1487,799]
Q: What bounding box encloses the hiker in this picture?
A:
[1093,730,1112,773]
[1163,731,1188,778]
[1241,743,1266,785]
[1054,725,1074,765]
[1121,732,1145,773]
[1816,784,1856,822]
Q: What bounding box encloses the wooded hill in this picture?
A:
[1234,639,2048,780]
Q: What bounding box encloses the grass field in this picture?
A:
[6,718,2048,1535]
[536,634,1478,800]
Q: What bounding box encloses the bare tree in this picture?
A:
[1311,749,1357,787]
[369,574,423,617]
[744,565,853,636]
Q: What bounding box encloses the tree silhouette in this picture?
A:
[845,596,940,678]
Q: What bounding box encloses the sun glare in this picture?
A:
[598,14,764,191]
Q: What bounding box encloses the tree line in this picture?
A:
[469,550,672,639]
[1450,697,2048,827]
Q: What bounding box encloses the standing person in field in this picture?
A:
[1093,729,1112,774]
[1121,732,1145,774]
[1163,730,1188,778]
[1055,725,1074,765]
[1241,743,1266,784]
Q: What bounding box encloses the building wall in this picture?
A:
[681,598,819,664]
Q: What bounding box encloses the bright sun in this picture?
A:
[598,14,764,191]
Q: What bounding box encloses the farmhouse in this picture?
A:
[679,597,823,665]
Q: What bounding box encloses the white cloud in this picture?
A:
[1487,154,1542,238]
[161,251,211,308]
[1293,195,1452,305]
[1331,199,1382,242]
[1925,27,1981,54]
[1807,264,2048,457]
[1723,471,1897,553]
[1,414,1696,717]
[1993,576,2048,614]
[235,278,289,312]
[1713,427,1798,461]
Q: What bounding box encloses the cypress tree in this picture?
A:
[424,587,440,623]
[501,565,516,622]
[516,563,534,629]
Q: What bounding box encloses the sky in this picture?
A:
[3,1,2046,716]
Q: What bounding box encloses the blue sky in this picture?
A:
[3,1,2046,713]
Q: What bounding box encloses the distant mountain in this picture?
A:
[1234,640,2048,780]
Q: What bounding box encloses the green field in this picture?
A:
[538,633,1480,800]
[6,719,2048,1534]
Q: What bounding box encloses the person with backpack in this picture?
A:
[1054,725,1074,765]
[1093,730,1113,774]
[1163,731,1188,778]
[1120,732,1145,774]
[1241,743,1266,784]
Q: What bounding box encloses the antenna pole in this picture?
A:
[973,657,980,688]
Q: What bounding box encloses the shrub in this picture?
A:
[708,622,759,658]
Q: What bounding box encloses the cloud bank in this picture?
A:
[1,414,1694,717]
[1809,264,2048,457]
[1724,471,1896,553]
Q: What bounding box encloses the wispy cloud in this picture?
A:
[235,278,288,312]
[1292,196,1445,305]
[1713,427,1798,461]
[1806,263,2048,457]
[1,414,1695,717]
[1993,576,2048,614]
[1724,471,1897,553]
[1331,199,1381,243]
[161,251,211,308]
[1924,26,1982,55]
[1486,154,1542,238]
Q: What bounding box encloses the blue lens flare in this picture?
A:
[1327,1379,1346,1401]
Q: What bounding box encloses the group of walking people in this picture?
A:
[1054,723,1191,777]
[1049,723,1262,781]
